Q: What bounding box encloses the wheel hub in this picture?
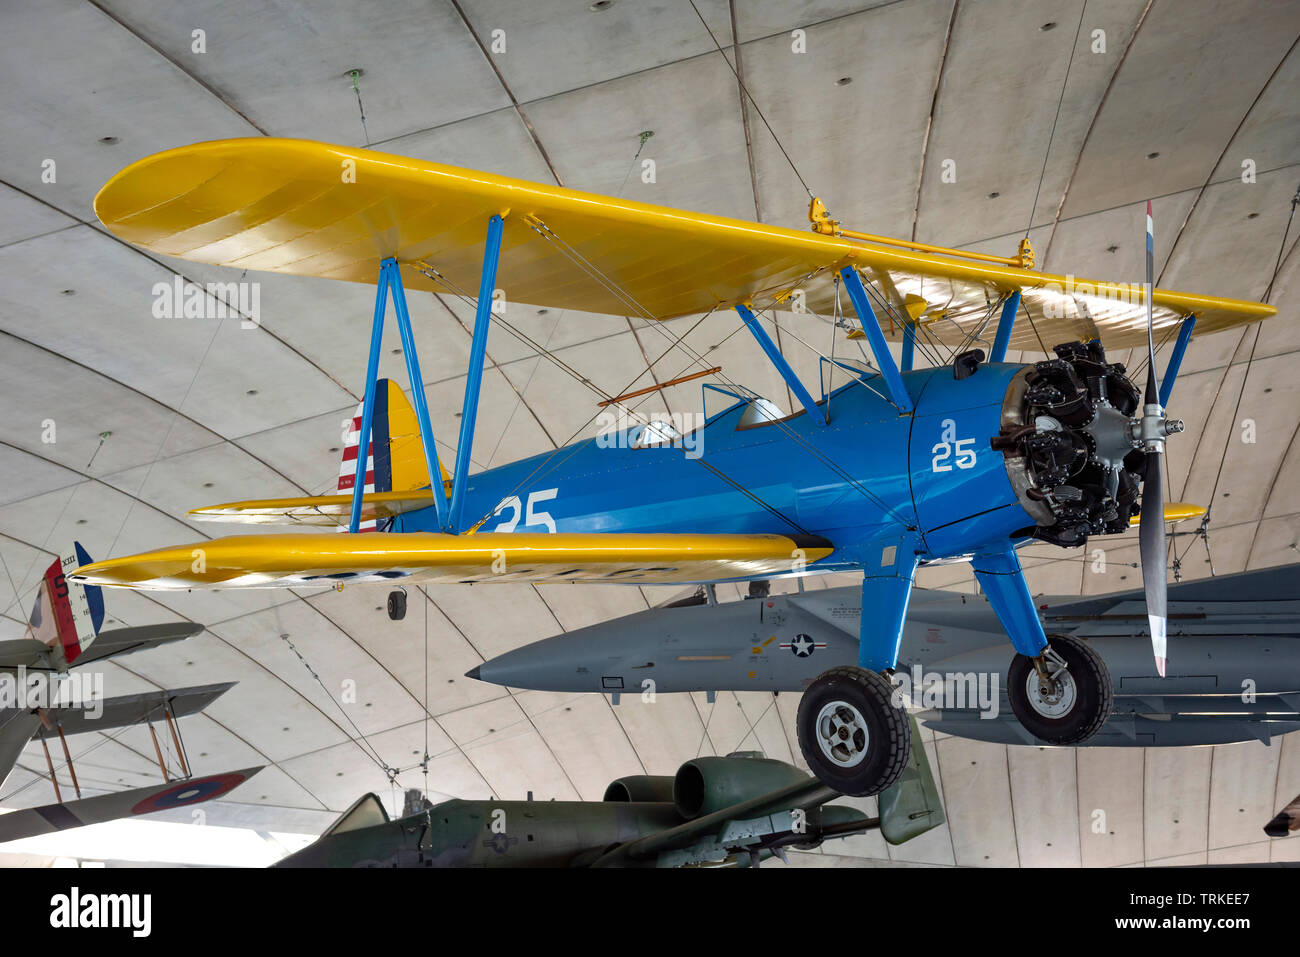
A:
[1024,659,1077,719]
[814,701,870,768]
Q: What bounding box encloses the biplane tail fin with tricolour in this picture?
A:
[0,544,105,672]
[189,377,450,530]
[0,544,201,673]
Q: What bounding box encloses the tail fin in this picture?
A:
[337,379,446,531]
[25,543,105,666]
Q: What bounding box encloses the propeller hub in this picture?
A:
[1131,402,1177,453]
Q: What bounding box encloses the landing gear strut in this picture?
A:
[796,666,911,797]
[1006,633,1113,744]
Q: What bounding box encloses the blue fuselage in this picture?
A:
[397,362,1038,577]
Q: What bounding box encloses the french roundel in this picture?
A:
[131,771,249,815]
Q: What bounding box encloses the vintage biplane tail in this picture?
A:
[336,378,449,532]
[1,544,200,673]
[2,544,105,671]
[189,378,450,530]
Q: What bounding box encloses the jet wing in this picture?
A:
[69,532,833,590]
[0,767,262,845]
[589,777,840,867]
[878,717,946,845]
[95,138,1273,351]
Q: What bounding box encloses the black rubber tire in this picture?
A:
[796,666,911,797]
[1007,633,1113,744]
[387,589,407,621]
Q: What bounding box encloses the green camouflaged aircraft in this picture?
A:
[277,717,943,868]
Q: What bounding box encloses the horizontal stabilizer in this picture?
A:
[3,623,201,670]
[0,766,262,845]
[70,532,833,590]
[190,491,438,527]
[43,622,204,669]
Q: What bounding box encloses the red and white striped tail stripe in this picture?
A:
[338,408,377,531]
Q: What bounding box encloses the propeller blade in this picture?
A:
[1139,454,1168,676]
[1140,199,1166,676]
[1144,200,1160,406]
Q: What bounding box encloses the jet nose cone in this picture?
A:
[465,665,482,681]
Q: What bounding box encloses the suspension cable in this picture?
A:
[686,0,816,200]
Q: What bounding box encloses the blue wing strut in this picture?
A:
[350,258,450,534]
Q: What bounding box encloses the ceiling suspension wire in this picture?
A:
[422,585,430,796]
[278,631,401,782]
[687,0,816,200]
[1026,0,1089,239]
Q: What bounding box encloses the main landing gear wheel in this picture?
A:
[387,588,408,621]
[796,666,910,797]
[1007,633,1113,744]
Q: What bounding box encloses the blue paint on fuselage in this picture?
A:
[396,362,1038,574]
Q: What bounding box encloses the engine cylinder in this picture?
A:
[995,340,1146,548]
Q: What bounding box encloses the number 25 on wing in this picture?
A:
[931,419,976,473]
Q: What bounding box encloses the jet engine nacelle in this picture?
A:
[672,753,811,820]
[602,775,676,804]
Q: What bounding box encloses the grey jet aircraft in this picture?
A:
[470,564,1300,748]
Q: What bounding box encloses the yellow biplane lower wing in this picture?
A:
[189,491,440,527]
[69,533,833,590]
[94,138,1274,351]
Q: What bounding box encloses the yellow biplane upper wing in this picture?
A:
[69,532,833,590]
[95,138,1273,351]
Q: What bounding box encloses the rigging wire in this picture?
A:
[1173,180,1298,571]
[415,265,812,533]
[498,227,919,526]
